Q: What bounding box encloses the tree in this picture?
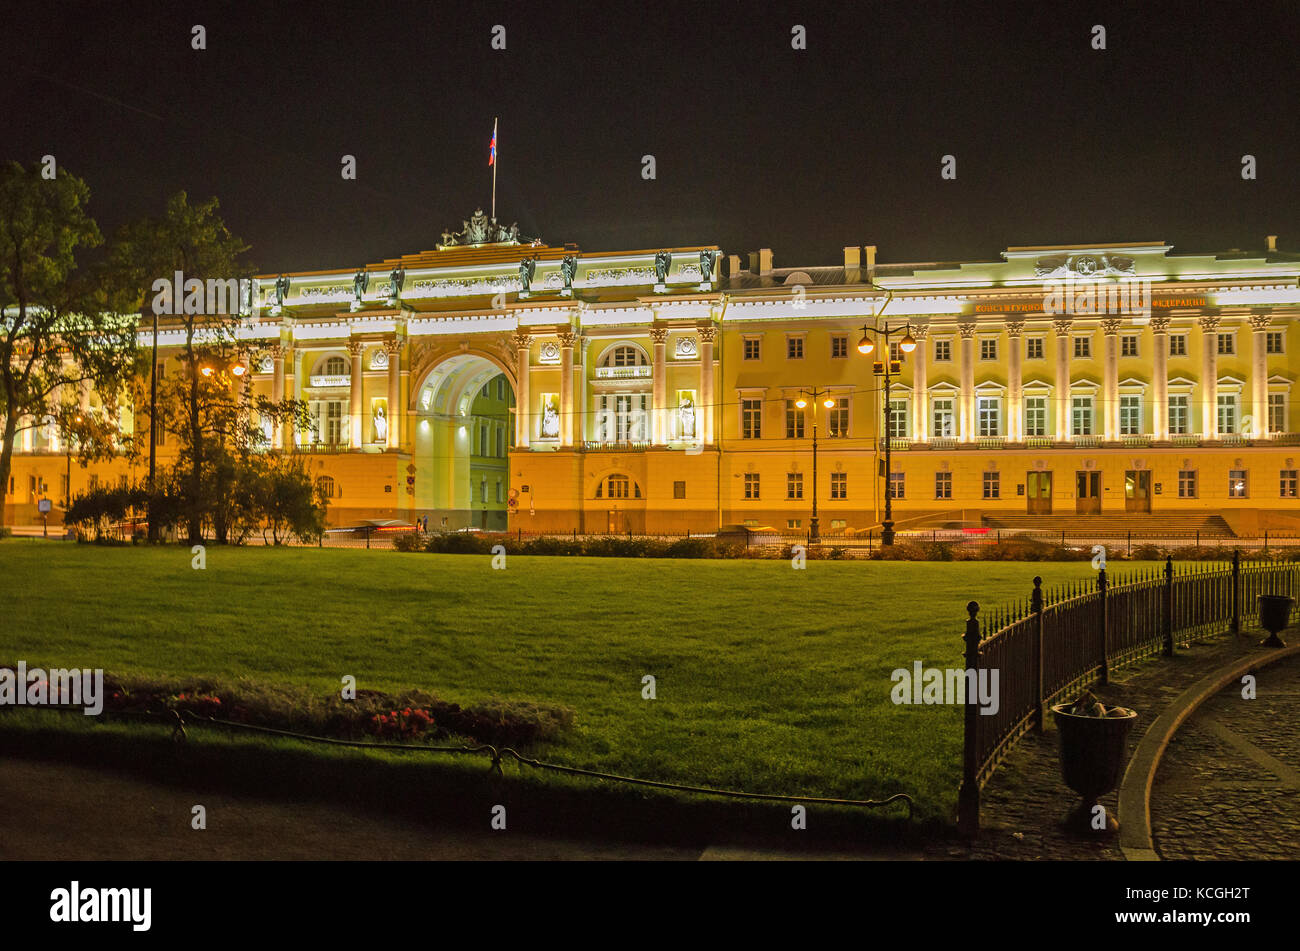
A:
[110,192,304,543]
[0,162,138,528]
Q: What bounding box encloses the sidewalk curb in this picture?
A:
[1117,639,1300,861]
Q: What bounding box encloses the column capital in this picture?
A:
[1149,316,1171,334]
[1101,317,1123,335]
[511,329,531,350]
[957,320,977,339]
[1198,315,1221,333]
[268,344,286,359]
[558,329,579,349]
[383,337,404,355]
[1249,313,1273,331]
[1004,319,1024,338]
[1053,318,1073,337]
[910,321,930,340]
[346,340,364,357]
[649,326,669,345]
[697,324,717,343]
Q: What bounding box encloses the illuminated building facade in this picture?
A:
[5,221,1299,535]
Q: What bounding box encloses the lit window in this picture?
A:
[1282,470,1298,499]
[785,401,805,439]
[1228,469,1248,498]
[827,398,849,437]
[932,398,955,438]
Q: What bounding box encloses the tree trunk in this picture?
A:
[0,413,16,530]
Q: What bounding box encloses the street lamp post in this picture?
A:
[795,388,837,544]
[857,322,916,546]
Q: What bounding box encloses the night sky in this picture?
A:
[3,0,1297,274]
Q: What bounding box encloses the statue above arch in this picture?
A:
[437,208,536,249]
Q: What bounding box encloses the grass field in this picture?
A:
[0,540,1147,821]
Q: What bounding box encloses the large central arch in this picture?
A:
[410,349,516,531]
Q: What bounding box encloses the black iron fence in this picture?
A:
[957,553,1299,835]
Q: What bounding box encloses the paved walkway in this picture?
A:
[1150,652,1300,860]
[928,629,1296,860]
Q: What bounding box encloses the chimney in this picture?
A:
[1267,235,1278,252]
[727,254,742,277]
[864,245,877,280]
[843,246,861,270]
[758,248,773,275]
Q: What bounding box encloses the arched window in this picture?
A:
[594,474,641,499]
[316,475,336,499]
[600,345,648,368]
[321,356,347,376]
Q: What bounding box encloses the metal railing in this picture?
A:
[957,553,1299,834]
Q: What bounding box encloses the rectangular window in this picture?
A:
[1266,331,1284,354]
[1119,395,1141,435]
[979,339,997,361]
[743,337,761,360]
[1071,396,1094,436]
[742,398,762,439]
[787,336,804,359]
[479,478,487,502]
[1228,469,1248,498]
[608,475,630,499]
[743,473,760,499]
[787,519,802,529]
[1268,394,1285,433]
[1025,338,1044,360]
[1178,469,1197,498]
[827,397,849,438]
[1121,335,1139,357]
[887,472,904,499]
[785,400,805,439]
[673,480,686,499]
[787,472,803,500]
[934,339,951,362]
[888,399,908,439]
[325,402,343,444]
[932,398,955,438]
[1281,470,1298,499]
[1073,337,1091,358]
[1169,334,1187,356]
[497,378,505,400]
[935,471,952,499]
[480,426,488,456]
[496,428,505,457]
[977,396,1000,437]
[982,471,1000,499]
[1169,395,1189,435]
[830,472,847,499]
[495,480,503,503]
[1217,394,1238,435]
[1024,396,1047,437]
[889,341,904,362]
[1217,333,1234,355]
[831,335,848,358]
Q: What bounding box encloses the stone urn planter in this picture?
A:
[1051,693,1137,834]
[1257,594,1293,648]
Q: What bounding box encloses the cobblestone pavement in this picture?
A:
[1150,652,1300,860]
[926,631,1287,860]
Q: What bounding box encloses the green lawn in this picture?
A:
[0,540,1140,821]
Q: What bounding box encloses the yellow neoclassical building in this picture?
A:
[6,215,1300,536]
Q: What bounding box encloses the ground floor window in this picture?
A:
[316,475,336,499]
[982,471,1000,499]
[1281,470,1298,498]
[1228,469,1248,498]
[744,473,760,499]
[935,471,952,499]
[787,518,802,529]
[887,472,904,499]
[673,481,686,499]
[786,472,802,500]
[830,472,847,499]
[1178,470,1197,498]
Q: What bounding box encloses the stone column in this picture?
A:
[559,329,576,448]
[348,340,364,449]
[1199,316,1220,438]
[48,384,63,453]
[1150,316,1170,441]
[281,347,296,450]
[512,330,530,448]
[911,324,929,443]
[650,325,668,445]
[385,339,402,450]
[958,321,976,442]
[698,324,716,445]
[1102,317,1121,441]
[19,415,32,452]
[1249,313,1271,438]
[1005,320,1024,442]
[270,345,285,448]
[1054,318,1072,440]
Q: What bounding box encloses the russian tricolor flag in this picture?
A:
[489,121,497,166]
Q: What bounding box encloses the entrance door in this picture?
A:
[1026,471,1053,514]
[1125,470,1152,513]
[608,508,625,534]
[1075,471,1101,514]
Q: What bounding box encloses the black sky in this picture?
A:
[3,0,1297,273]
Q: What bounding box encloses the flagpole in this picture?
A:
[491,117,498,220]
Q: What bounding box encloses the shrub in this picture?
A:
[664,537,713,558]
[392,532,424,553]
[425,532,494,554]
[520,536,583,556]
